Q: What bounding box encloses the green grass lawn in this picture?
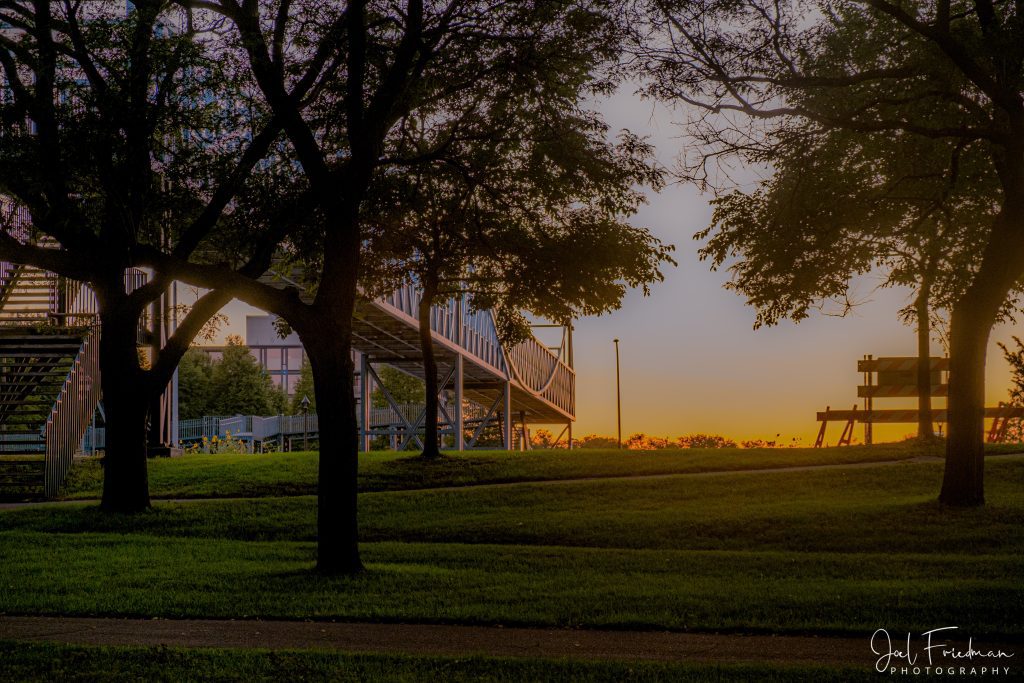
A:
[58,440,1003,500]
[0,642,880,682]
[2,456,1021,638]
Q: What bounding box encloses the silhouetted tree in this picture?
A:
[700,128,998,440]
[641,0,1024,505]
[365,87,673,459]
[0,1,293,511]
[160,0,654,572]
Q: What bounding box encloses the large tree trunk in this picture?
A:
[299,212,364,574]
[942,299,996,506]
[303,322,363,573]
[97,292,151,513]
[915,282,933,440]
[941,211,1024,506]
[417,276,441,460]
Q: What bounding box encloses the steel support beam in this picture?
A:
[454,354,464,451]
[366,361,424,451]
[503,381,512,450]
[360,353,371,452]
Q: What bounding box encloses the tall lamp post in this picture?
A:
[300,395,310,452]
[613,338,622,449]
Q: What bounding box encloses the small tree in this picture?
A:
[997,337,1024,443]
[641,0,1024,505]
[177,349,214,420]
[289,358,315,415]
[208,336,286,416]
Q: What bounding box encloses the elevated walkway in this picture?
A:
[260,274,577,450]
[353,286,574,450]
[0,244,576,497]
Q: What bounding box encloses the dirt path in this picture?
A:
[0,615,890,667]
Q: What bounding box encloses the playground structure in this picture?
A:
[815,355,1024,446]
[0,219,575,498]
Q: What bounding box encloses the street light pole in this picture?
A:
[614,338,621,449]
[300,395,310,452]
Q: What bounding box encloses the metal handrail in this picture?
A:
[504,333,575,415]
[43,329,101,497]
[379,281,575,417]
[176,404,431,444]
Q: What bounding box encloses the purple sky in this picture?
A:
[212,89,1022,445]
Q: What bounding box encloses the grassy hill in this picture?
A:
[1,445,1020,681]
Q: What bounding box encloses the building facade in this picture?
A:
[198,316,305,396]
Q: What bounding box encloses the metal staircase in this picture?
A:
[0,259,102,501]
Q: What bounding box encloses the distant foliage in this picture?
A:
[575,434,618,449]
[371,366,426,408]
[675,434,738,449]
[625,433,673,449]
[290,358,316,414]
[530,429,559,449]
[565,433,742,450]
[177,349,214,420]
[740,438,777,449]
[997,337,1024,443]
[179,337,288,419]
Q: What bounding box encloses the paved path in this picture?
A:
[0,616,884,666]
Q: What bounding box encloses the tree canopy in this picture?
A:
[640,0,1024,505]
[207,337,287,417]
[0,0,294,511]
[360,46,674,457]
[155,0,664,571]
[179,342,288,419]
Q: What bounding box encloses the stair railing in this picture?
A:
[43,329,101,497]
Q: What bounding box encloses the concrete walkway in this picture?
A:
[0,616,884,666]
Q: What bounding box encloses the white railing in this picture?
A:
[378,283,574,417]
[44,330,101,497]
[505,334,575,416]
[177,416,232,442]
[177,405,428,445]
[381,283,507,374]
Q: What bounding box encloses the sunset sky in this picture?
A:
[214,89,1023,446]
